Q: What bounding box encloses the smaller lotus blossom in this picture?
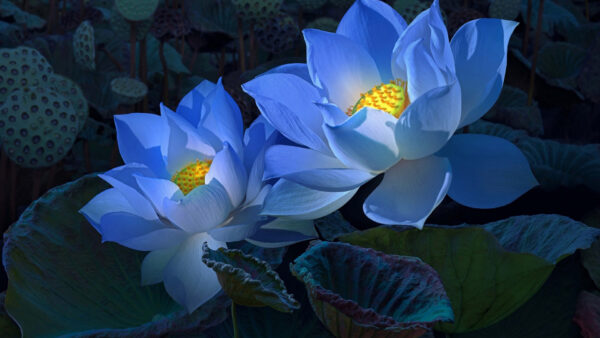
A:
[80,79,316,313]
[243,0,538,228]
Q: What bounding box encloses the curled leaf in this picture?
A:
[291,241,454,337]
[202,243,299,313]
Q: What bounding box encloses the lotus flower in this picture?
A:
[80,79,316,313]
[243,0,538,228]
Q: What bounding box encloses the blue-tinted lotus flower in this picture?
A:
[243,0,538,228]
[80,79,316,313]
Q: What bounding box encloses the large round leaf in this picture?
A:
[2,175,229,337]
[291,241,454,337]
[339,227,554,333]
[480,214,600,264]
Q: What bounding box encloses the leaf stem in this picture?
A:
[527,0,545,106]
[231,302,239,338]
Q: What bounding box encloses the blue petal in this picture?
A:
[437,134,538,208]
[392,0,454,86]
[363,156,452,229]
[264,145,374,191]
[80,188,143,233]
[243,73,329,153]
[114,113,169,178]
[163,233,225,313]
[141,247,178,285]
[206,142,248,207]
[242,118,267,172]
[162,180,234,233]
[98,173,158,221]
[394,81,461,160]
[304,28,381,110]
[99,212,187,251]
[161,104,217,175]
[451,19,518,127]
[315,102,348,126]
[323,107,400,173]
[176,80,215,127]
[134,175,183,217]
[261,179,357,220]
[245,146,267,204]
[200,78,244,155]
[208,205,266,242]
[264,63,313,84]
[102,163,156,193]
[337,0,407,81]
[247,218,317,248]
[246,92,330,154]
[402,38,453,101]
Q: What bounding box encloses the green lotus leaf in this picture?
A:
[291,241,454,337]
[517,136,600,192]
[137,35,190,77]
[314,211,358,241]
[200,303,333,338]
[306,17,339,32]
[484,86,544,136]
[2,175,229,337]
[582,240,600,289]
[577,31,600,103]
[115,0,159,21]
[573,291,600,338]
[202,244,299,313]
[461,120,529,144]
[522,0,579,35]
[0,292,19,338]
[452,253,582,338]
[538,42,586,80]
[339,227,554,333]
[480,214,600,264]
[0,0,46,29]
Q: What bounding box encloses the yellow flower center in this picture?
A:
[346,79,410,118]
[171,159,212,195]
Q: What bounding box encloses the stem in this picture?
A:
[218,47,226,77]
[585,0,590,20]
[46,161,59,191]
[523,0,532,54]
[46,0,57,34]
[129,21,137,78]
[249,22,256,69]
[100,45,125,72]
[237,17,246,72]
[79,0,84,21]
[527,0,544,106]
[231,302,239,338]
[83,139,92,172]
[31,169,42,200]
[177,35,185,99]
[110,142,120,168]
[463,0,468,7]
[189,49,199,70]
[139,36,149,112]
[159,40,169,106]
[21,0,27,10]
[0,148,7,230]
[9,161,18,221]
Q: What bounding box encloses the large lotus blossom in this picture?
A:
[243,0,538,228]
[80,79,316,313]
